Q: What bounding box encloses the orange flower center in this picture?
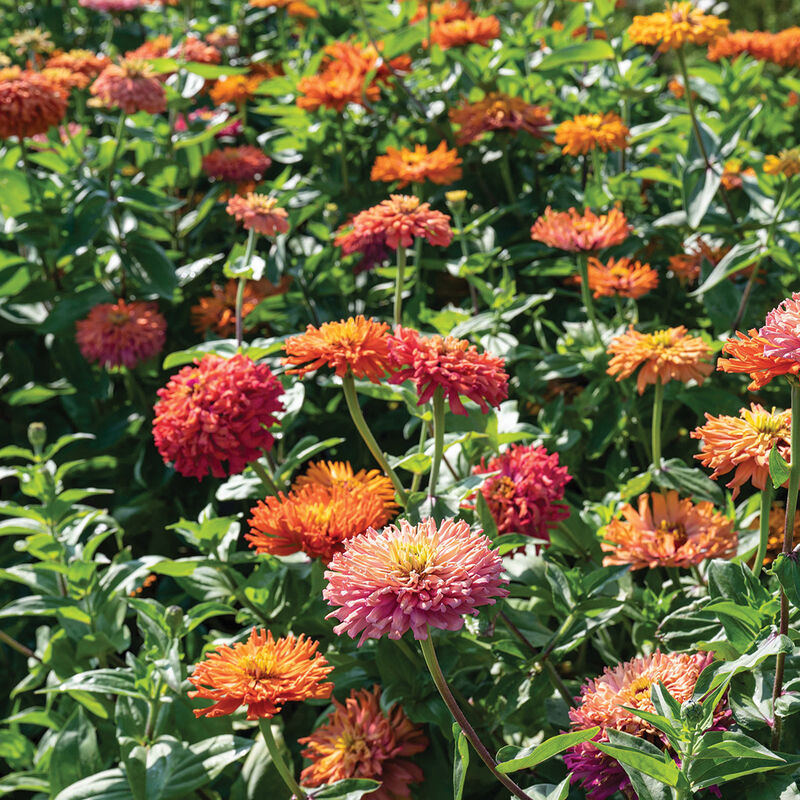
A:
[494,475,516,499]
[622,675,655,707]
[393,196,421,214]
[656,520,688,549]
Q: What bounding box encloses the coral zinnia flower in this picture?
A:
[627,2,729,51]
[554,112,629,156]
[388,326,508,415]
[188,629,333,719]
[565,651,720,800]
[449,92,551,145]
[709,28,800,69]
[226,193,289,236]
[600,491,736,569]
[283,316,393,383]
[530,207,631,252]
[370,141,463,188]
[760,292,800,361]
[717,328,800,390]
[583,256,658,299]
[202,146,271,183]
[209,74,263,106]
[431,15,501,49]
[293,460,398,522]
[324,517,508,644]
[0,69,67,139]
[668,238,729,285]
[41,67,91,92]
[606,326,712,394]
[764,148,800,178]
[247,482,389,563]
[472,444,571,544]
[299,686,427,800]
[90,59,166,114]
[152,353,283,480]
[45,49,110,82]
[692,404,791,498]
[297,65,380,112]
[76,299,166,370]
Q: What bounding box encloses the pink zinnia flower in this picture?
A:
[90,59,166,115]
[760,292,800,362]
[472,444,571,545]
[226,192,289,236]
[388,326,508,415]
[323,517,508,644]
[79,0,145,11]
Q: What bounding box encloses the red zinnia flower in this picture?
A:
[201,146,271,184]
[0,69,67,139]
[530,206,631,252]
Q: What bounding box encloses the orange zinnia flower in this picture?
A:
[226,193,289,236]
[246,482,388,562]
[601,491,736,569]
[0,69,67,139]
[283,316,393,383]
[431,15,501,49]
[554,112,629,156]
[691,403,791,498]
[764,148,800,178]
[45,49,110,81]
[249,0,319,17]
[410,0,470,24]
[717,329,800,390]
[757,502,800,567]
[90,59,166,114]
[530,206,631,252]
[449,92,551,145]
[188,629,333,719]
[668,238,728,285]
[708,27,800,68]
[584,256,658,299]
[209,74,263,106]
[370,141,462,188]
[297,63,380,112]
[606,326,712,394]
[628,2,729,51]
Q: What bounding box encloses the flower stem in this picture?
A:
[651,378,664,468]
[499,145,517,209]
[428,387,445,503]
[106,111,126,199]
[410,417,428,494]
[258,719,307,800]
[341,370,408,505]
[236,228,257,349]
[250,458,279,496]
[772,380,800,749]
[337,113,348,194]
[754,485,774,579]
[452,208,479,313]
[577,252,602,344]
[394,246,407,327]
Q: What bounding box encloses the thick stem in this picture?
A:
[342,371,408,504]
[428,387,446,503]
[258,719,307,800]
[577,253,602,344]
[393,246,407,327]
[651,378,664,468]
[418,634,534,800]
[250,458,279,496]
[754,485,774,579]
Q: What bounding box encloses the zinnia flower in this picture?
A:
[600,491,736,569]
[299,686,427,800]
[226,193,289,236]
[717,328,800,390]
[708,27,800,68]
[764,148,800,177]
[202,145,271,184]
[370,141,462,188]
[565,651,721,800]
[668,238,729,285]
[627,2,729,51]
[79,0,145,11]
[583,256,659,299]
[449,92,551,145]
[283,316,393,383]
[554,112,629,156]
[388,326,508,415]
[472,444,571,545]
[250,0,319,17]
[323,517,508,644]
[76,299,166,370]
[45,49,110,82]
[721,158,754,190]
[530,207,631,252]
[152,353,283,480]
[0,69,67,139]
[431,15,501,49]
[209,74,264,106]
[606,326,712,394]
[691,404,791,497]
[758,502,800,567]
[760,293,800,361]
[188,629,333,719]
[90,59,167,114]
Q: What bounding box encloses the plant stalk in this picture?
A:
[428,387,445,503]
[250,458,279,496]
[258,719,307,800]
[394,246,407,326]
[577,252,602,344]
[754,485,774,579]
[651,378,664,468]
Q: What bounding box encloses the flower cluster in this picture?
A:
[0,69,67,139]
[90,59,166,114]
[226,192,289,235]
[584,256,659,299]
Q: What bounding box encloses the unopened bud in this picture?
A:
[27,422,46,454]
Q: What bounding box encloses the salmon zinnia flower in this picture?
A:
[760,292,800,361]
[0,69,67,139]
[370,141,462,188]
[188,629,333,719]
[627,2,729,51]
[600,491,736,569]
[152,353,283,479]
[202,146,271,184]
[388,326,508,415]
[226,193,289,236]
[90,59,166,114]
[764,148,800,178]
[606,326,712,394]
[583,256,658,299]
[283,316,393,383]
[449,92,551,145]
[299,686,427,800]
[717,328,800,390]
[554,112,629,156]
[76,299,166,370]
[709,28,800,69]
[691,404,791,497]
[530,207,631,252]
[324,517,508,644]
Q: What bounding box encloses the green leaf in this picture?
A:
[0,169,31,217]
[52,768,131,800]
[769,445,791,490]
[593,733,680,787]
[452,724,469,800]
[496,727,600,773]
[537,40,615,70]
[123,236,178,299]
[48,708,103,796]
[688,730,786,790]
[520,777,571,800]
[652,459,724,506]
[43,669,144,699]
[475,490,499,540]
[771,553,800,610]
[311,779,382,800]
[691,239,767,297]
[685,166,722,229]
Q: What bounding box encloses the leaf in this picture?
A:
[519,777,571,800]
[0,169,31,217]
[48,708,103,796]
[652,459,724,506]
[537,40,615,70]
[688,730,786,790]
[496,727,600,773]
[685,166,722,229]
[43,669,144,699]
[772,553,800,610]
[123,236,178,299]
[452,724,469,800]
[691,239,767,297]
[52,768,131,800]
[770,445,791,490]
[593,732,680,787]
[310,779,382,799]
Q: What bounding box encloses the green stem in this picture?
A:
[236,228,257,348]
[577,253,602,344]
[452,209,478,313]
[258,719,306,800]
[651,378,664,468]
[250,458,279,496]
[754,485,774,579]
[418,634,534,800]
[499,145,517,209]
[337,113,348,194]
[410,417,428,494]
[428,387,445,503]
[772,380,800,749]
[394,246,407,327]
[106,112,126,199]
[341,371,408,505]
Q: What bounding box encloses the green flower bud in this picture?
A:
[165,605,184,636]
[27,422,46,454]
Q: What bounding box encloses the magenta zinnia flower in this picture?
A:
[323,517,508,644]
[388,326,509,415]
[760,292,800,362]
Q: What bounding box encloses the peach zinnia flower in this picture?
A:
[201,146,271,184]
[717,328,800,390]
[152,353,283,479]
[600,491,736,569]
[90,60,166,114]
[370,141,462,188]
[188,629,333,719]
[388,326,508,415]
[764,148,800,177]
[449,92,551,145]
[760,292,800,361]
[324,517,508,644]
[76,299,166,370]
[627,2,729,51]
[606,326,712,394]
[554,112,629,156]
[530,207,631,252]
[583,256,658,299]
[45,49,110,82]
[0,69,67,139]
[431,15,501,49]
[283,316,393,383]
[209,74,263,106]
[226,193,289,236]
[299,686,427,800]
[691,403,791,497]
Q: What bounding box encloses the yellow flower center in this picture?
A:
[643,329,678,350]
[743,408,788,437]
[624,675,655,706]
[242,648,277,680]
[390,540,434,575]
